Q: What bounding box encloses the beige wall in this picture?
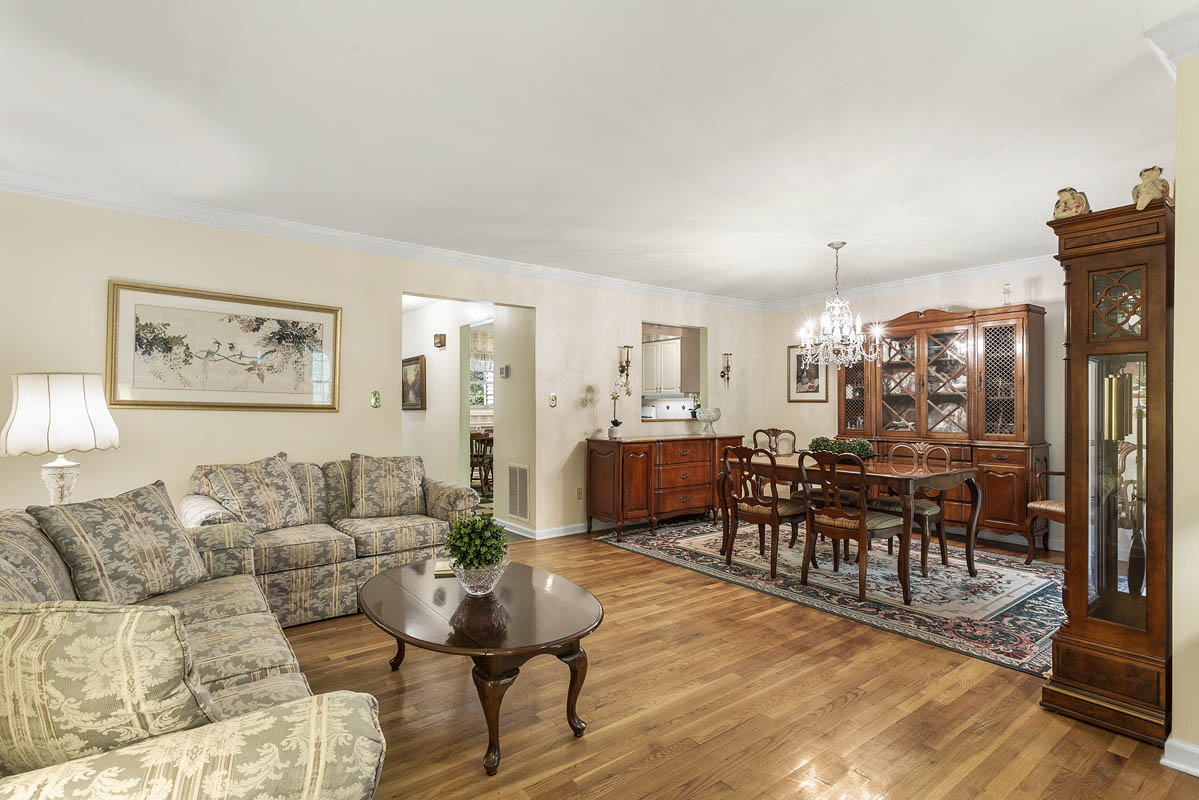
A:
[492,305,537,530]
[759,256,1067,549]
[1169,53,1198,755]
[399,299,493,483]
[0,190,766,533]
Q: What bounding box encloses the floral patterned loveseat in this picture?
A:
[179,452,479,627]
[0,507,385,798]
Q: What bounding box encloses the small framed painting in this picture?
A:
[106,280,340,411]
[402,355,427,410]
[787,346,828,403]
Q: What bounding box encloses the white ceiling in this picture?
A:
[0,1,1186,302]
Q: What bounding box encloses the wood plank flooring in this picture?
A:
[285,535,1197,800]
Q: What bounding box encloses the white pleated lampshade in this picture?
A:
[0,373,120,457]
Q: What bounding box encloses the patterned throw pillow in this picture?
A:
[27,482,209,604]
[198,453,310,533]
[0,601,221,776]
[348,453,426,518]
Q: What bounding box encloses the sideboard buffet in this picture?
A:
[586,433,742,539]
[836,304,1049,559]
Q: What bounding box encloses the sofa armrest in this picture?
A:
[424,478,480,522]
[0,691,385,799]
[186,522,255,578]
[178,493,241,528]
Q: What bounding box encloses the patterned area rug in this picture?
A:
[599,519,1062,676]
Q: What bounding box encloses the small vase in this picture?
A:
[695,407,721,435]
[608,425,623,439]
[451,556,510,596]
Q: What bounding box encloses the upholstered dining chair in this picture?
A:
[1027,458,1066,564]
[867,442,949,577]
[469,432,494,494]
[721,446,806,579]
[798,450,905,601]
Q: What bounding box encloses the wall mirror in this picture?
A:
[640,321,706,421]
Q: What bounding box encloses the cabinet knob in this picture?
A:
[679,449,690,456]
[680,471,690,479]
[994,453,1010,461]
[680,495,691,503]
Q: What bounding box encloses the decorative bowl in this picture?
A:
[695,407,721,435]
[451,556,511,596]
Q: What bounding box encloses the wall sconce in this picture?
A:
[617,345,633,380]
[720,353,732,387]
[433,333,446,349]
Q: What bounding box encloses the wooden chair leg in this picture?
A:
[801,528,817,585]
[937,514,948,566]
[758,523,766,555]
[770,523,780,579]
[1024,529,1036,565]
[832,537,840,572]
[857,535,868,601]
[726,512,738,566]
[888,537,894,556]
[919,519,930,579]
[789,519,799,549]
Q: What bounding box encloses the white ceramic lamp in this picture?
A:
[0,373,120,504]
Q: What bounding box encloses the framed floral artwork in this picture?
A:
[401,355,427,410]
[106,280,341,411]
[786,345,828,403]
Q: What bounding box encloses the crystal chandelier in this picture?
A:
[795,241,882,368]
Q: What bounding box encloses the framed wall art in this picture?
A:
[106,280,341,411]
[786,345,828,403]
[402,355,427,410]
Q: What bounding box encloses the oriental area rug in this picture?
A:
[600,519,1063,676]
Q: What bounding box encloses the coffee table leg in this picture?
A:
[471,664,518,776]
[558,643,588,737]
[389,639,405,671]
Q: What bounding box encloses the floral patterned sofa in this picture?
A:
[0,506,385,798]
[179,452,479,627]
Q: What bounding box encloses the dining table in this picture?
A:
[738,453,982,604]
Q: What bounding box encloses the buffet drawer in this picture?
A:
[656,486,708,514]
[659,439,708,465]
[976,447,1026,466]
[658,461,710,489]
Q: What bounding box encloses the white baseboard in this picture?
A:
[499,520,590,540]
[1162,737,1199,776]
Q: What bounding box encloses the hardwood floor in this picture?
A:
[286,534,1196,800]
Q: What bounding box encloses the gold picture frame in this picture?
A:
[401,355,427,410]
[786,345,828,403]
[106,280,341,411]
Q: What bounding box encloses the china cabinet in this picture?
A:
[1040,199,1173,745]
[836,305,1047,551]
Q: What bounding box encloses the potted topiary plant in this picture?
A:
[445,514,510,595]
[807,436,875,460]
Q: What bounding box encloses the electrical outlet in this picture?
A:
[575,487,583,500]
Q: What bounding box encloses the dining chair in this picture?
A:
[752,428,800,496]
[721,446,806,579]
[470,432,494,494]
[867,442,949,577]
[798,450,905,601]
[1027,457,1066,565]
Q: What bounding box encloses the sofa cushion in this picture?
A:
[186,610,300,692]
[256,561,365,629]
[254,523,356,572]
[348,453,426,519]
[209,671,311,718]
[27,482,209,604]
[289,461,330,524]
[323,458,353,522]
[197,453,310,534]
[138,574,269,626]
[334,514,448,558]
[0,601,220,776]
[0,510,75,603]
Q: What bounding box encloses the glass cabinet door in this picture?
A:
[978,319,1023,440]
[924,327,971,438]
[1086,353,1147,629]
[878,333,919,435]
[839,362,868,434]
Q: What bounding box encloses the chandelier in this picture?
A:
[795,241,882,368]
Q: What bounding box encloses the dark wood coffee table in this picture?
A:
[358,560,604,775]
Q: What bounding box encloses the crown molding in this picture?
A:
[758,254,1058,312]
[0,168,762,312]
[1145,7,1199,80]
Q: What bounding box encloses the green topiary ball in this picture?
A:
[445,514,509,570]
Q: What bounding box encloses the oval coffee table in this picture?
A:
[359,560,603,775]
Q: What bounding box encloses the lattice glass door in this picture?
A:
[923,327,971,438]
[878,333,919,436]
[977,319,1023,440]
[839,362,868,433]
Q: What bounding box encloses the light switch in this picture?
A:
[548,393,558,408]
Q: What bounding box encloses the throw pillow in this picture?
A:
[0,601,221,776]
[348,453,426,518]
[199,453,310,533]
[27,481,209,604]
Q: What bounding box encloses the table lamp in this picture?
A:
[0,373,120,504]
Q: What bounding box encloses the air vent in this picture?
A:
[507,463,529,522]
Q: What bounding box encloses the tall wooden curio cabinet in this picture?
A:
[1041,199,1173,745]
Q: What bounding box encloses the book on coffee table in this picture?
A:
[433,560,455,578]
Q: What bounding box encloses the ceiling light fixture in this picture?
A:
[796,242,882,368]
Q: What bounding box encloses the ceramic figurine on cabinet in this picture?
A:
[1132,166,1169,210]
[1052,187,1090,219]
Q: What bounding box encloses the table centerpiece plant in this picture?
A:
[808,436,875,460]
[445,514,510,595]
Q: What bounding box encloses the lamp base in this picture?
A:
[41,455,80,505]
